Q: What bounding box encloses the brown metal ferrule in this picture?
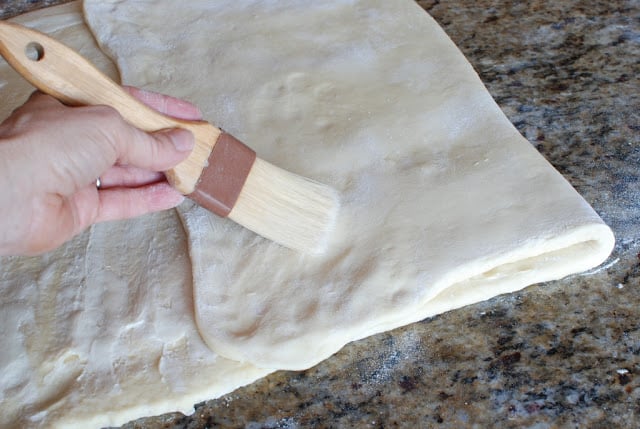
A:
[188,132,256,217]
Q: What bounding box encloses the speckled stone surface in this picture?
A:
[3,1,639,428]
[0,0,68,19]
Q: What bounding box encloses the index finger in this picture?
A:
[123,86,203,120]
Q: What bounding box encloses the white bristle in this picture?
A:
[228,158,340,253]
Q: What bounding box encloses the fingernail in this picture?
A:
[168,129,195,152]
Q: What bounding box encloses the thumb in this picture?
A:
[116,126,195,172]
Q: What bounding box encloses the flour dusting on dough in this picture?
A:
[84,0,612,372]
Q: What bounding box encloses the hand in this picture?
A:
[0,87,202,256]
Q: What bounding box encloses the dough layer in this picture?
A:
[0,4,271,428]
[84,0,614,369]
[0,1,614,427]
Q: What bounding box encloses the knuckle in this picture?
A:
[143,134,159,160]
[79,106,130,160]
[84,105,123,123]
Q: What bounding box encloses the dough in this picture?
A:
[0,0,614,427]
[0,4,271,429]
[84,0,614,370]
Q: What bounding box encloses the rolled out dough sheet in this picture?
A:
[0,0,614,427]
[0,3,271,429]
[84,0,614,369]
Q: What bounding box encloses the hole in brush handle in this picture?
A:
[25,42,44,61]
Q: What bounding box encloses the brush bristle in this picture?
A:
[228,158,339,253]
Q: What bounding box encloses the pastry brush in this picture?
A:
[0,21,339,253]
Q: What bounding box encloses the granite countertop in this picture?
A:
[2,1,639,428]
[0,0,69,19]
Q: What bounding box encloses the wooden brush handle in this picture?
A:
[0,21,219,194]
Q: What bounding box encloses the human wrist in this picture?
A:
[0,140,23,255]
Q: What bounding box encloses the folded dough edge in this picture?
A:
[81,0,615,371]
